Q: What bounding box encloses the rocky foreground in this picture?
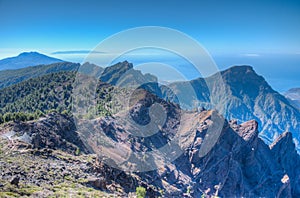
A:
[0,109,299,197]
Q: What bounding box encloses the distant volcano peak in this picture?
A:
[0,51,63,70]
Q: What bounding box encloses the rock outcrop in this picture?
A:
[0,112,88,154]
[149,110,291,197]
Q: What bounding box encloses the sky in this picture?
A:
[0,0,300,91]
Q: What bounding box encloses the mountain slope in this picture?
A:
[0,71,75,117]
[0,61,145,122]
[0,52,63,70]
[162,66,300,151]
[73,102,300,197]
[0,61,149,117]
[0,71,115,123]
[0,62,80,89]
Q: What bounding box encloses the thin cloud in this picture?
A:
[52,50,106,55]
[242,53,260,57]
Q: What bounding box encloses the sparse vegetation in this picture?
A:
[136,186,146,198]
[75,147,80,156]
[0,139,115,197]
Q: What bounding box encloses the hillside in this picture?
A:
[0,62,80,89]
[0,71,74,117]
[0,71,117,124]
[0,61,158,123]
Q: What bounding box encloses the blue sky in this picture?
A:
[0,0,300,91]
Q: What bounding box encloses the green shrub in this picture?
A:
[75,147,80,156]
[136,186,146,198]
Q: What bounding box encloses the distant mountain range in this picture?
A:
[0,52,63,70]
[285,88,300,110]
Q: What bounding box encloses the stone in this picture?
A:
[86,177,107,190]
[10,176,20,186]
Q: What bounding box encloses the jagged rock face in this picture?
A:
[76,88,182,172]
[270,132,300,197]
[75,89,297,198]
[99,61,162,97]
[170,112,289,197]
[0,113,88,154]
[100,61,134,85]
